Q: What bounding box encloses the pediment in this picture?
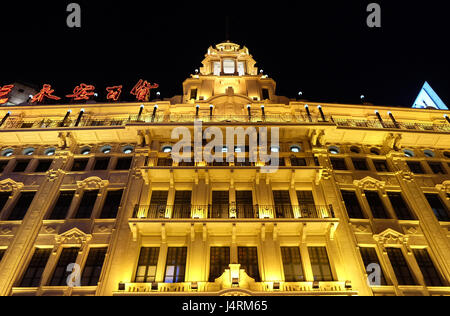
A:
[353,176,385,190]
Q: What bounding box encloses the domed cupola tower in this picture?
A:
[182,42,281,110]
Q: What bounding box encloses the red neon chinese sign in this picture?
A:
[66,83,96,101]
[106,85,123,101]
[31,84,61,104]
[0,84,14,105]
[130,79,159,102]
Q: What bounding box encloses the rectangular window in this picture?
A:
[99,190,123,219]
[281,247,305,282]
[238,247,260,282]
[164,247,187,283]
[341,190,365,219]
[428,162,446,174]
[173,191,191,219]
[262,89,270,100]
[81,247,107,286]
[48,191,75,220]
[74,190,98,219]
[296,191,317,218]
[34,160,53,173]
[223,59,235,74]
[19,248,52,287]
[373,160,390,172]
[209,247,230,282]
[359,247,387,285]
[157,158,173,167]
[0,248,6,262]
[352,158,369,171]
[331,158,347,170]
[0,192,11,214]
[236,191,254,218]
[71,159,89,172]
[135,247,160,283]
[115,157,132,170]
[13,160,30,173]
[190,89,198,100]
[364,191,390,219]
[386,248,417,285]
[211,191,229,219]
[308,247,334,281]
[148,191,168,218]
[407,161,425,174]
[291,158,307,167]
[413,249,444,287]
[8,191,36,221]
[425,194,450,222]
[93,158,110,171]
[0,160,9,173]
[273,190,293,218]
[48,247,80,286]
[387,192,414,220]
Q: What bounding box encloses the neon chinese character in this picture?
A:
[66,83,96,101]
[130,79,159,102]
[0,84,14,105]
[106,85,123,101]
[31,84,61,104]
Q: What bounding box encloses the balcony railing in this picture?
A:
[3,114,445,133]
[133,204,334,219]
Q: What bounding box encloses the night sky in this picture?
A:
[0,1,448,107]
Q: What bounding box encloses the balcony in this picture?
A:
[334,118,450,133]
[132,204,334,220]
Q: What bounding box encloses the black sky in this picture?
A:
[0,1,448,107]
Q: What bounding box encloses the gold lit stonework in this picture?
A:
[0,42,449,296]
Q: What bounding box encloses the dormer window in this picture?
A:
[223,59,235,74]
[190,89,198,100]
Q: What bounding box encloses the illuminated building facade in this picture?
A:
[0,42,449,296]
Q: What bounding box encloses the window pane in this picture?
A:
[71,159,89,171]
[237,61,245,76]
[164,247,187,283]
[281,247,305,282]
[365,191,390,219]
[34,160,53,173]
[373,160,390,172]
[236,191,254,218]
[425,194,450,222]
[8,192,36,221]
[94,158,110,170]
[331,158,347,170]
[341,191,365,219]
[223,59,235,74]
[213,62,221,76]
[99,190,123,219]
[49,191,75,220]
[308,247,334,281]
[428,162,446,174]
[387,192,414,220]
[13,160,30,172]
[211,191,229,219]
[413,249,444,287]
[19,248,51,287]
[173,191,191,219]
[407,161,425,174]
[209,247,230,282]
[135,247,160,283]
[115,157,132,170]
[386,248,417,285]
[0,160,9,173]
[273,191,293,219]
[74,190,98,219]
[81,248,107,286]
[48,247,80,286]
[0,192,11,214]
[359,247,387,285]
[352,158,368,171]
[238,247,260,282]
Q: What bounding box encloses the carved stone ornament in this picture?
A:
[395,170,415,183]
[54,227,92,253]
[436,181,450,194]
[76,176,109,190]
[373,228,410,250]
[353,176,385,191]
[0,179,24,192]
